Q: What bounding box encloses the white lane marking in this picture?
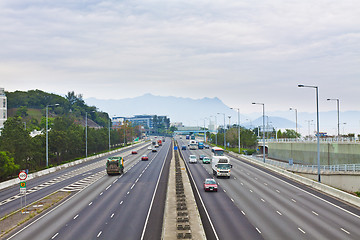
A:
[111,213,114,218]
[249,189,253,193]
[139,173,142,177]
[264,183,268,186]
[291,199,296,203]
[276,211,282,215]
[135,178,139,183]
[127,191,130,195]
[234,177,237,180]
[223,189,226,193]
[341,228,350,234]
[106,185,111,190]
[100,192,103,196]
[97,231,102,238]
[89,202,93,206]
[131,184,135,189]
[240,182,244,186]
[51,233,59,239]
[241,211,246,215]
[261,198,265,202]
[256,228,261,234]
[312,211,319,216]
[120,201,123,205]
[255,177,258,180]
[240,158,360,220]
[276,189,280,193]
[73,214,79,220]
[298,228,306,234]
[231,198,234,202]
[113,179,118,183]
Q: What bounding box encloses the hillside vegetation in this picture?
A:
[0,90,142,181]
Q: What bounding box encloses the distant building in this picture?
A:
[171,122,184,128]
[0,88,7,129]
[112,114,169,129]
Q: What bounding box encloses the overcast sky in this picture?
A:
[1,0,360,114]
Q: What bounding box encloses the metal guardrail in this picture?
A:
[260,137,360,143]
[249,155,360,173]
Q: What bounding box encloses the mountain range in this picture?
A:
[85,94,360,136]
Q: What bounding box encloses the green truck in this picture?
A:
[106,157,124,175]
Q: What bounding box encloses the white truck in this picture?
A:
[188,140,197,150]
[212,156,232,178]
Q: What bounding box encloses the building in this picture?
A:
[112,115,169,129]
[0,88,7,129]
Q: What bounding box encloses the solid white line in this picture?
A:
[312,211,319,216]
[51,233,59,239]
[140,142,170,240]
[238,156,360,220]
[97,231,102,238]
[256,228,261,234]
[73,214,79,219]
[177,143,220,240]
[298,227,306,234]
[341,228,350,234]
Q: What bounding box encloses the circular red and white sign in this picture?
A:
[18,171,27,181]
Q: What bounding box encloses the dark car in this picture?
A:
[204,178,218,192]
[204,145,210,149]
[199,154,206,160]
[132,151,137,154]
[181,145,187,150]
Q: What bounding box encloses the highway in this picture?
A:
[177,137,360,240]
[0,142,150,218]
[5,139,172,240]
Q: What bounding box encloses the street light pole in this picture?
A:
[252,103,265,163]
[109,118,111,151]
[86,112,88,157]
[46,103,59,167]
[231,107,241,154]
[217,113,226,150]
[298,84,321,182]
[289,107,298,138]
[327,98,340,140]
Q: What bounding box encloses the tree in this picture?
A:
[0,117,32,169]
[0,151,19,180]
[16,106,28,118]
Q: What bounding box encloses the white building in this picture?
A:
[0,88,7,129]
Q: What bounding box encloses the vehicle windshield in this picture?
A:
[205,179,216,184]
[203,157,210,160]
[217,164,231,169]
[214,150,224,156]
[190,155,196,159]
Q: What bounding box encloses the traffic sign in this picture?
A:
[18,171,27,181]
[20,188,26,194]
[20,182,26,188]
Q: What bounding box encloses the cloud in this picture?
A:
[1,0,360,113]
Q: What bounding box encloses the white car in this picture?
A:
[189,155,197,164]
[147,146,152,150]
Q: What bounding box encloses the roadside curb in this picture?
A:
[227,152,360,208]
[0,141,148,190]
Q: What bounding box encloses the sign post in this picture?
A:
[18,171,27,213]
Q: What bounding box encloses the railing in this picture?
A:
[249,155,360,173]
[258,137,360,143]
